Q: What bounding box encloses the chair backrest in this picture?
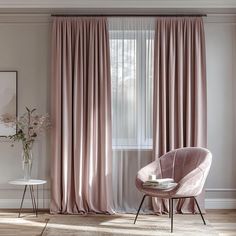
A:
[159,147,212,183]
[136,147,212,194]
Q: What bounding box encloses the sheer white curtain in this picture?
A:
[108,17,155,212]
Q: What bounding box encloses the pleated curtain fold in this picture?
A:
[50,16,207,215]
[152,17,207,213]
[51,17,113,214]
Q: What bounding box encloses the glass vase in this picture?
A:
[22,150,33,180]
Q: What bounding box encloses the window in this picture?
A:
[110,30,154,149]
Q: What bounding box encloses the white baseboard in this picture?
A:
[205,198,236,209]
[0,198,50,209]
[0,198,235,209]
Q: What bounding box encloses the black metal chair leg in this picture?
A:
[193,197,206,225]
[18,185,27,218]
[171,198,174,233]
[134,195,146,224]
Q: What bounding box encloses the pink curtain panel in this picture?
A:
[152,17,207,213]
[51,17,113,214]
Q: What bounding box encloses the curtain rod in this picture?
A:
[51,14,207,17]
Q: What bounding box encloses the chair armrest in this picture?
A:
[135,159,162,190]
[136,160,162,182]
[174,167,206,197]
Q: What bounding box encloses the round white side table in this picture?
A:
[9,179,47,217]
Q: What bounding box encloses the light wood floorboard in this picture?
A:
[0,209,234,235]
[206,210,236,236]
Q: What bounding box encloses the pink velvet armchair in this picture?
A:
[134,147,212,233]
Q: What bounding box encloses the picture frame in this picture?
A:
[0,71,18,137]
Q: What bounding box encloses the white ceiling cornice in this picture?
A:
[0,14,51,23]
[0,0,235,9]
[0,13,235,24]
[0,1,234,15]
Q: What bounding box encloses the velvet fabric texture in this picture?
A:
[153,17,207,213]
[136,147,212,209]
[51,17,113,214]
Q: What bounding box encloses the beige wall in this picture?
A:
[0,14,235,209]
[205,17,236,204]
[0,17,51,208]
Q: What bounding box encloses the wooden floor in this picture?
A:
[0,209,235,236]
[206,210,236,236]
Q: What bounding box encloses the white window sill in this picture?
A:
[112,145,152,151]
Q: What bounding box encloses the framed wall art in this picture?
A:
[0,71,18,137]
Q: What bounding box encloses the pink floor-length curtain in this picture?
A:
[51,17,113,214]
[153,17,207,213]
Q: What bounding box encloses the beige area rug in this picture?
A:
[43,214,219,236]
